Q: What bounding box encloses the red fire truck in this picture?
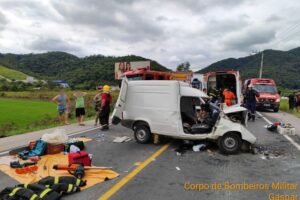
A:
[122,68,171,80]
[122,67,193,82]
[243,78,280,112]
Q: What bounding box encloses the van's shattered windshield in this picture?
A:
[253,84,277,93]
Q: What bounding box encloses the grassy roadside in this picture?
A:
[279,98,300,118]
[0,90,119,137]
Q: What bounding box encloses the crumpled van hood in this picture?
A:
[223,105,247,114]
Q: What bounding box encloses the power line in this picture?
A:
[276,21,300,38]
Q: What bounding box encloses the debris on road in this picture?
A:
[175,166,181,171]
[277,123,296,135]
[192,144,207,152]
[41,128,68,144]
[69,145,81,153]
[153,134,160,144]
[113,136,132,143]
[264,121,296,135]
[252,145,285,160]
[175,140,214,155]
[265,124,278,132]
[176,152,182,156]
[175,140,194,155]
[65,138,86,152]
[96,133,105,142]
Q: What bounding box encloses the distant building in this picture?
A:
[52,80,69,88]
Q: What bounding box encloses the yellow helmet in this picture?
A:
[103,85,110,92]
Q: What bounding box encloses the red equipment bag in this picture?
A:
[68,151,91,166]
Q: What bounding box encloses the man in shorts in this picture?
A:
[52,89,70,125]
[74,91,87,126]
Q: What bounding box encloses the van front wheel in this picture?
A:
[218,132,242,154]
[134,125,151,144]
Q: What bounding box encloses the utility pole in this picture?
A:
[259,51,264,78]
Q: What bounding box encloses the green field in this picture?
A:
[0,65,27,80]
[280,98,300,118]
[0,90,119,137]
[0,98,57,137]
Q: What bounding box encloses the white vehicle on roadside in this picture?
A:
[112,79,256,154]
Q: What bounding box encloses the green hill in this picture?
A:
[197,47,300,89]
[0,65,27,80]
[0,52,170,89]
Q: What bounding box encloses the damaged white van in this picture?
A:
[112,79,256,154]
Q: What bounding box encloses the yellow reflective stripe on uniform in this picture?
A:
[9,187,21,196]
[24,183,28,188]
[30,194,38,200]
[54,176,59,184]
[45,185,50,188]
[39,188,52,198]
[76,179,80,186]
[67,184,73,193]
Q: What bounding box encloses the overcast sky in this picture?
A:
[0,0,300,70]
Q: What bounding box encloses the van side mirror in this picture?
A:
[278,90,281,95]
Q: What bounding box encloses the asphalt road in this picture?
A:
[0,111,299,200]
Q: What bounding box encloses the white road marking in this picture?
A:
[68,126,100,137]
[283,135,300,151]
[257,111,300,151]
[0,151,9,156]
[256,112,272,124]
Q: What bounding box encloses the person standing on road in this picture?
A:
[295,92,300,112]
[74,91,87,126]
[223,88,236,106]
[100,85,112,130]
[244,84,259,121]
[208,87,219,105]
[52,89,70,125]
[288,92,296,110]
[93,86,102,126]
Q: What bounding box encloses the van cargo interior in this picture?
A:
[207,74,237,97]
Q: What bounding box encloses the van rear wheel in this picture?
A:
[134,125,151,144]
[218,132,242,154]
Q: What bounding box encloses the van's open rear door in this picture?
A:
[112,78,128,125]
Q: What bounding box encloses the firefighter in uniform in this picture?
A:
[223,88,236,106]
[209,87,219,104]
[244,84,259,121]
[100,85,112,130]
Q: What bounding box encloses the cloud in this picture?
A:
[223,27,276,51]
[266,15,281,23]
[50,0,165,42]
[0,11,7,30]
[1,0,300,70]
[156,16,168,22]
[27,37,83,54]
[171,0,247,13]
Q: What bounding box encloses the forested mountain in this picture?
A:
[197,47,300,89]
[0,52,169,89]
